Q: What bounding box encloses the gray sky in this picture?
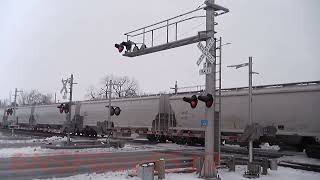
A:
[0,0,319,101]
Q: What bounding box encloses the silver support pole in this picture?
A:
[175,23,178,41]
[248,56,253,163]
[143,28,145,44]
[151,30,154,47]
[166,20,169,43]
[203,0,218,178]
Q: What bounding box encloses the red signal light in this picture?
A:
[115,41,134,53]
[198,94,213,108]
[57,104,64,114]
[191,100,197,109]
[183,95,198,109]
[115,44,124,53]
[114,107,121,116]
[64,103,70,114]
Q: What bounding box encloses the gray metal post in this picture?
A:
[13,88,22,125]
[248,56,253,163]
[67,74,74,145]
[158,94,161,131]
[175,81,178,94]
[203,0,218,178]
[13,88,17,125]
[108,80,112,123]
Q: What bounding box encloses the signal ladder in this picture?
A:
[214,37,222,145]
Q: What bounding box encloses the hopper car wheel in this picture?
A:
[187,138,197,146]
[147,135,157,143]
[298,137,317,152]
[158,135,166,143]
[306,144,320,159]
[176,137,187,145]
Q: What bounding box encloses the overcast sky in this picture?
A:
[0,0,319,101]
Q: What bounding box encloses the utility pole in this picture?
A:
[170,81,178,94]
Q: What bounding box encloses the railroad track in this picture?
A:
[278,161,320,173]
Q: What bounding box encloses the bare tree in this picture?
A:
[0,99,9,108]
[85,75,140,100]
[18,90,53,105]
[101,75,139,98]
[85,85,105,100]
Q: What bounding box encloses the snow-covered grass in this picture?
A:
[36,166,320,180]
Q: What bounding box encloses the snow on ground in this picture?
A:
[259,143,281,151]
[0,136,69,144]
[37,166,320,180]
[279,153,320,166]
[0,145,139,158]
[0,142,202,158]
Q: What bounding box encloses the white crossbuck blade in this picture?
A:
[196,37,215,66]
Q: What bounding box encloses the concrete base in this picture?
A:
[243,163,261,179]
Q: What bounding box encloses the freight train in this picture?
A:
[1,81,320,151]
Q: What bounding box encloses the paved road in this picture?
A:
[0,150,195,180]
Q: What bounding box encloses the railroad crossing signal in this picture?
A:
[57,103,69,114]
[198,93,213,108]
[115,41,134,53]
[183,95,198,109]
[183,94,213,108]
[106,105,121,116]
[196,37,215,66]
[6,108,13,116]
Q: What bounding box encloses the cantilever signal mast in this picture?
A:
[116,0,229,178]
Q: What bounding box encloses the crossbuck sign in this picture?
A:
[60,79,69,99]
[197,38,215,75]
[196,37,215,66]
